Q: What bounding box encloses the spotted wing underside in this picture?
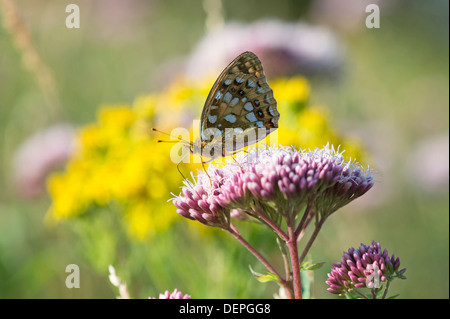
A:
[200,51,280,151]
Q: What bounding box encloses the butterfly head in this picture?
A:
[186,138,225,161]
[187,140,201,155]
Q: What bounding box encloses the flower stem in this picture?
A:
[382,280,391,299]
[287,224,302,299]
[352,288,369,299]
[295,199,314,239]
[276,237,291,283]
[371,288,378,299]
[254,205,289,241]
[228,223,286,284]
[298,217,325,266]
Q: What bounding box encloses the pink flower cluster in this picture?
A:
[173,145,375,228]
[150,289,191,299]
[326,241,407,295]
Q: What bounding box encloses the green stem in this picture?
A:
[294,200,313,238]
[277,237,291,283]
[382,281,391,299]
[296,211,314,242]
[371,288,378,299]
[352,288,369,299]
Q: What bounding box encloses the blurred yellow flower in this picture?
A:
[271,77,310,106]
[47,75,365,239]
[47,173,84,219]
[125,200,176,240]
[47,102,183,239]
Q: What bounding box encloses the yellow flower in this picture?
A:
[98,106,135,129]
[78,125,108,156]
[125,200,178,240]
[132,95,157,121]
[271,76,310,104]
[47,173,84,219]
[125,201,155,239]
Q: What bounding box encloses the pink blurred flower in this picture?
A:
[407,134,449,192]
[310,0,391,32]
[150,289,191,299]
[12,124,75,198]
[184,19,344,81]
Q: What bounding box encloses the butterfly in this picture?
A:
[155,51,279,165]
[191,51,279,160]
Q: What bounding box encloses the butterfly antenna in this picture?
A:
[152,128,190,144]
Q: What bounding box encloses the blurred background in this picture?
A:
[0,0,448,298]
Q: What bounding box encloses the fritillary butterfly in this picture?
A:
[192,51,279,160]
[155,51,279,164]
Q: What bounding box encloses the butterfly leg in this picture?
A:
[230,151,247,173]
[200,155,213,187]
[175,153,196,189]
[176,159,188,182]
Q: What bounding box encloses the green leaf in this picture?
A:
[249,265,281,285]
[300,261,326,271]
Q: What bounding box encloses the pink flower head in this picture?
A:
[173,145,375,227]
[172,165,240,229]
[12,124,75,198]
[150,289,191,299]
[326,241,407,295]
[220,146,374,219]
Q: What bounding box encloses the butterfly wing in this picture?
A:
[200,51,280,151]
